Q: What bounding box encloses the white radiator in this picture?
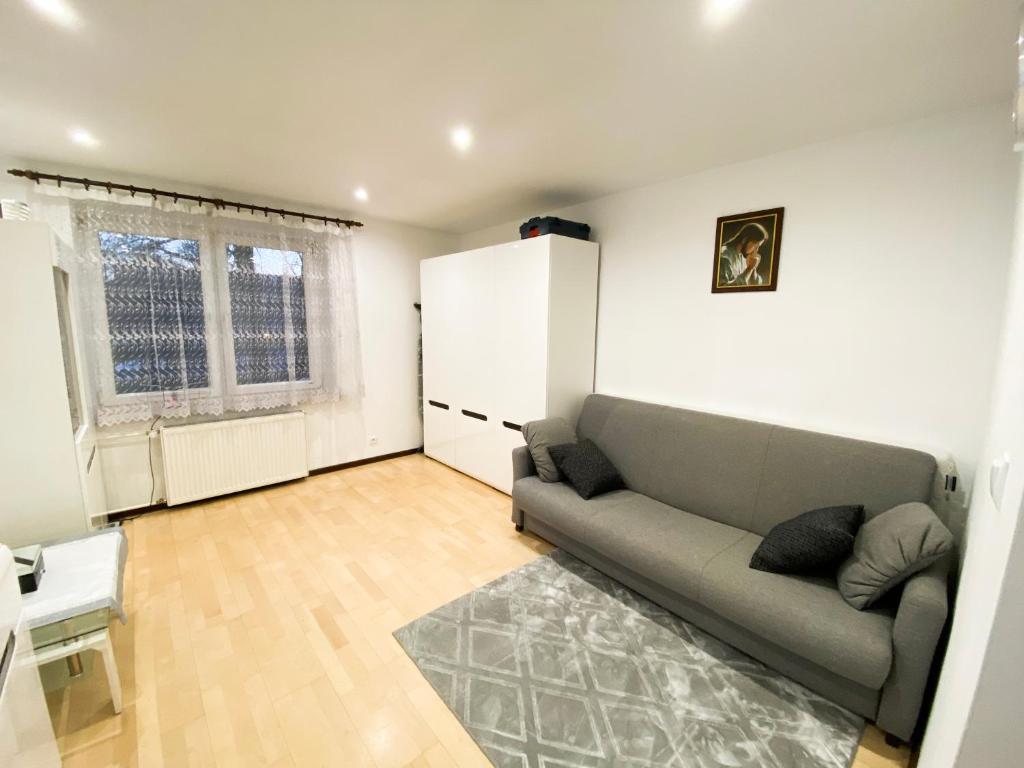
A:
[160,412,308,506]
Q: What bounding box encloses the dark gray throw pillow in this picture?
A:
[547,439,625,500]
[522,417,577,482]
[838,501,954,610]
[750,505,865,575]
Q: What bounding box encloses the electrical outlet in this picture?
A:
[368,435,378,446]
[931,457,967,541]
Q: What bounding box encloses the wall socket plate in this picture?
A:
[368,435,378,446]
[931,457,968,543]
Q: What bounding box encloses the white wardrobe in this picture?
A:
[420,234,599,493]
[0,221,98,547]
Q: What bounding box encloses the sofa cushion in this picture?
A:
[573,394,937,537]
[838,502,954,610]
[575,395,773,530]
[515,477,745,602]
[513,477,636,544]
[750,426,937,537]
[548,439,625,499]
[522,417,577,482]
[701,533,894,689]
[749,505,864,574]
[586,500,747,602]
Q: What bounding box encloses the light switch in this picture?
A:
[990,453,1010,511]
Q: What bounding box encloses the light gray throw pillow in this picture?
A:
[522,417,577,482]
[838,501,953,610]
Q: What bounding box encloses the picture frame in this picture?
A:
[711,207,784,293]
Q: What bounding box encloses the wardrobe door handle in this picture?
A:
[428,400,450,410]
[461,409,488,421]
[502,421,522,432]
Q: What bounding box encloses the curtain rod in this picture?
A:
[7,168,363,229]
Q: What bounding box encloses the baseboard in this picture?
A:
[107,502,167,523]
[107,447,424,523]
[308,447,423,475]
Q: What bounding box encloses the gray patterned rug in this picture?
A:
[394,550,864,768]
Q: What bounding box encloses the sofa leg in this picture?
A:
[884,733,905,749]
[515,523,524,532]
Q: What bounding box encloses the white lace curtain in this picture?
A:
[58,196,362,426]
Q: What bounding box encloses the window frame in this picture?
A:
[81,215,222,410]
[212,228,326,401]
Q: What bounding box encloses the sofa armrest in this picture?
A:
[512,445,536,482]
[510,446,536,529]
[876,553,952,741]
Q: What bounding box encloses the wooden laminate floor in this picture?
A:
[46,454,913,768]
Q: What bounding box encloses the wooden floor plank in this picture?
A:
[44,454,911,767]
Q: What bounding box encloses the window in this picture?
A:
[69,199,360,426]
[225,245,310,385]
[98,232,209,393]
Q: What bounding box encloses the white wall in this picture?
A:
[462,106,1016,491]
[306,219,454,465]
[918,154,1024,768]
[0,157,458,511]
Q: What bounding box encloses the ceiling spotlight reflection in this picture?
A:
[450,125,473,153]
[26,0,80,29]
[704,0,748,27]
[69,128,98,147]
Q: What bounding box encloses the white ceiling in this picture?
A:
[0,1,1017,233]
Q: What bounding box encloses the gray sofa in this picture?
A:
[511,394,950,742]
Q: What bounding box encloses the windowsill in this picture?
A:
[95,404,307,440]
[230,379,316,394]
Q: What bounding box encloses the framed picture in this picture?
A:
[711,207,784,293]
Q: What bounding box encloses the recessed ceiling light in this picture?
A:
[450,125,473,153]
[25,0,79,29]
[69,127,98,147]
[704,0,748,26]
[353,187,369,202]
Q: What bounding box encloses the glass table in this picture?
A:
[30,608,112,680]
[19,533,126,715]
[28,608,121,713]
